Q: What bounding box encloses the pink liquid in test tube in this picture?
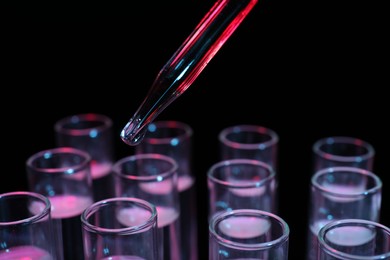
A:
[0,245,52,260]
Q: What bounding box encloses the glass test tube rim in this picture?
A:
[218,124,279,150]
[207,158,276,188]
[54,113,113,136]
[209,208,290,250]
[318,218,390,260]
[142,120,193,145]
[0,191,51,226]
[112,153,179,181]
[81,197,158,235]
[313,136,375,163]
[26,147,92,174]
[311,166,383,197]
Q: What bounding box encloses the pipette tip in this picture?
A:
[120,118,146,146]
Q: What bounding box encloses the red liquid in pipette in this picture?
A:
[121,0,258,146]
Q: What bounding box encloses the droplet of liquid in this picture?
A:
[120,117,148,146]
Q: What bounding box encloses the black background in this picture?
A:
[2,0,388,259]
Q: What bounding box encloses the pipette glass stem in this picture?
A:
[121,0,258,145]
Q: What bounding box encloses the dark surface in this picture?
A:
[2,1,388,259]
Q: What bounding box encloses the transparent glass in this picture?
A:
[307,166,383,260]
[207,159,277,221]
[54,113,115,202]
[312,136,375,173]
[218,124,279,170]
[26,147,94,260]
[81,197,160,260]
[318,219,390,260]
[120,0,259,146]
[112,153,180,260]
[135,120,197,260]
[218,124,280,213]
[209,209,289,259]
[0,191,63,260]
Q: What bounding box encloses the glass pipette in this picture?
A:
[121,0,258,146]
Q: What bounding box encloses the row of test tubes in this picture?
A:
[1,113,390,259]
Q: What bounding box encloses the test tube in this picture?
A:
[207,159,277,221]
[0,191,63,260]
[306,166,382,260]
[54,113,115,202]
[112,153,181,260]
[26,147,94,260]
[81,197,161,260]
[209,209,290,259]
[135,120,198,260]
